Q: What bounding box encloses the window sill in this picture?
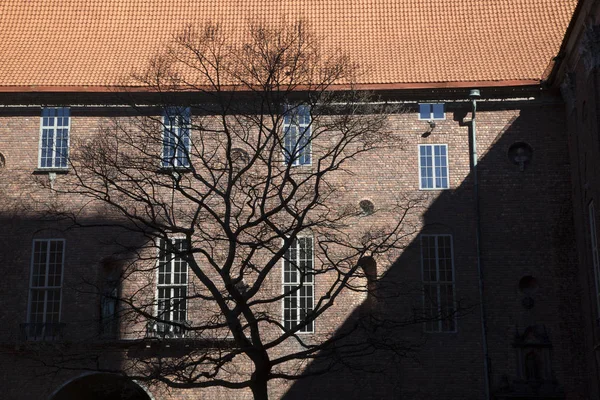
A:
[157,167,191,174]
[33,168,70,175]
[285,163,312,168]
[418,117,446,121]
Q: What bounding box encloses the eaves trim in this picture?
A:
[0,80,542,94]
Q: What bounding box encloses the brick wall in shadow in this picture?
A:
[281,102,586,400]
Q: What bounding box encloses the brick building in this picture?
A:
[552,0,600,398]
[0,1,591,399]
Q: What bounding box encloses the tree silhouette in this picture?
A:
[41,21,436,399]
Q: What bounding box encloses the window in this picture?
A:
[39,107,70,168]
[100,274,119,337]
[282,236,314,333]
[162,107,191,168]
[419,144,449,189]
[419,103,445,120]
[590,201,600,316]
[283,105,311,166]
[26,239,65,339]
[421,234,456,332]
[155,238,189,338]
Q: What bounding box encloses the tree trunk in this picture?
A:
[250,378,269,400]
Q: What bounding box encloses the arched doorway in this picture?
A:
[51,373,152,400]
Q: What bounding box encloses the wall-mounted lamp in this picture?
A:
[422,120,436,137]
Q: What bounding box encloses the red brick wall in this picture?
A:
[0,98,584,399]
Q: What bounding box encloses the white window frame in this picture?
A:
[26,239,66,334]
[154,238,189,338]
[283,105,312,167]
[38,107,70,169]
[420,234,456,333]
[418,144,450,190]
[418,103,446,120]
[162,107,191,169]
[590,201,600,319]
[281,236,315,333]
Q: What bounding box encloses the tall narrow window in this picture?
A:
[283,105,311,166]
[39,107,70,169]
[590,201,600,316]
[419,103,445,120]
[283,237,314,332]
[162,107,191,168]
[27,239,65,340]
[155,238,189,338]
[419,144,449,189]
[100,275,119,337]
[421,234,456,332]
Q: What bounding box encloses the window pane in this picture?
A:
[421,235,455,332]
[283,105,311,165]
[440,284,455,331]
[419,104,431,119]
[28,240,64,327]
[41,128,54,168]
[163,107,191,168]
[39,108,69,168]
[283,237,314,332]
[284,239,298,284]
[298,126,311,165]
[283,125,297,164]
[156,238,188,334]
[420,145,448,189]
[432,103,445,119]
[420,146,434,189]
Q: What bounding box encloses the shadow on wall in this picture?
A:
[51,373,151,400]
[281,105,582,400]
[0,211,155,398]
[0,104,582,400]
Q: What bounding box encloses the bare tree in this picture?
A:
[40,21,438,399]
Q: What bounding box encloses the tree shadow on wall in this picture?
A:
[282,104,581,400]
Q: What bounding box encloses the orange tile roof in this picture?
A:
[0,0,577,91]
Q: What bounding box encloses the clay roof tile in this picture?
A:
[0,0,578,91]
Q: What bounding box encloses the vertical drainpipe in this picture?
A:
[470,88,491,400]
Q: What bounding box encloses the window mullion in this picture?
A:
[42,243,50,323]
[173,122,179,165]
[170,249,176,323]
[434,236,440,283]
[176,123,181,164]
[435,236,443,330]
[437,283,442,331]
[431,149,437,188]
[296,240,301,326]
[169,287,174,324]
[41,289,48,325]
[51,115,58,168]
[44,241,50,288]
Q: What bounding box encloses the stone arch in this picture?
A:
[50,373,154,400]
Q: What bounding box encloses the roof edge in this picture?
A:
[546,0,589,87]
[0,80,542,94]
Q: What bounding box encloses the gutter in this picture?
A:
[0,80,541,94]
[470,89,491,400]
